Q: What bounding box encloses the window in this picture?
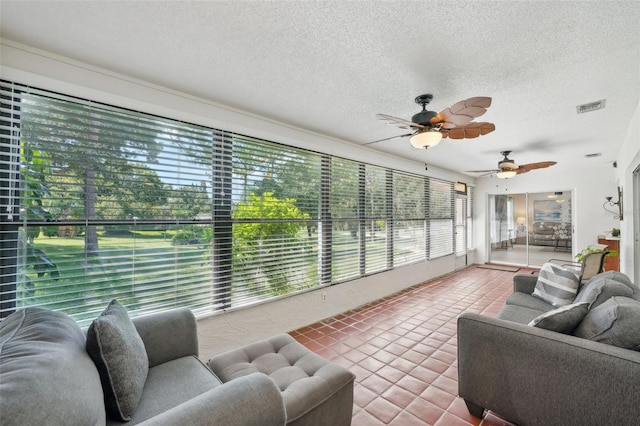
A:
[393,172,426,265]
[0,81,467,323]
[229,135,321,306]
[467,186,476,250]
[330,157,362,282]
[427,179,455,258]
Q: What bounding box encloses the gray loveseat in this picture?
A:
[458,270,640,425]
[0,303,354,425]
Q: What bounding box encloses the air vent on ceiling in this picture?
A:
[585,153,602,158]
[576,99,606,114]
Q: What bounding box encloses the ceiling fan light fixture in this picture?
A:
[496,170,517,179]
[410,130,442,149]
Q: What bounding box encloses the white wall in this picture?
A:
[475,163,620,263]
[1,40,466,352]
[614,100,640,278]
[198,257,455,354]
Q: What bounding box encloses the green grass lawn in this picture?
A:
[22,230,213,324]
[19,225,411,324]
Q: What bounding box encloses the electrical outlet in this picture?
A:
[321,292,327,303]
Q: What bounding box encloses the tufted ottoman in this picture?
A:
[209,333,355,425]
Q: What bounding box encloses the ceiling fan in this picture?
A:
[367,94,495,149]
[467,151,557,179]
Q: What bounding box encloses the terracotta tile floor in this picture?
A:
[290,265,533,426]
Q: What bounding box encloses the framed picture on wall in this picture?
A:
[534,200,562,221]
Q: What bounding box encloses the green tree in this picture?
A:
[170,182,210,219]
[20,94,162,254]
[20,143,53,224]
[267,158,321,232]
[97,165,169,220]
[233,192,310,295]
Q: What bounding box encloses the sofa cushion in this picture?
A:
[87,299,149,421]
[528,302,589,334]
[0,308,106,426]
[505,292,555,311]
[532,263,580,306]
[497,304,550,324]
[574,278,633,309]
[574,296,640,351]
[112,356,222,425]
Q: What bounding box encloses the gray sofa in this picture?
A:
[0,303,354,426]
[458,271,640,426]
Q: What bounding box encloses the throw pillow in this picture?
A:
[583,271,633,289]
[532,263,581,307]
[583,271,639,301]
[528,302,590,334]
[573,278,633,309]
[574,296,640,351]
[86,299,149,421]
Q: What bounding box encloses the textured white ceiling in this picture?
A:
[1,1,639,176]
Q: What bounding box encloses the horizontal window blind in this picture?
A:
[330,157,362,281]
[2,83,221,324]
[427,178,454,259]
[467,186,476,250]
[393,171,426,266]
[363,164,388,274]
[229,136,320,306]
[1,80,470,322]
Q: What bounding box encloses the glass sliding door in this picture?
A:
[489,191,574,267]
[528,191,573,266]
[489,194,527,265]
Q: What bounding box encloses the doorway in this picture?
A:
[489,191,574,267]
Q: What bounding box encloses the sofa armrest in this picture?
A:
[137,373,286,426]
[457,313,640,425]
[132,308,199,368]
[513,273,537,294]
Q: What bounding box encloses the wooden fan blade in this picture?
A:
[447,128,466,139]
[363,133,412,145]
[430,97,491,128]
[376,113,424,130]
[445,122,495,139]
[475,122,496,135]
[515,161,557,174]
[440,96,492,116]
[464,127,481,139]
[459,96,492,109]
[439,106,487,120]
[429,108,474,129]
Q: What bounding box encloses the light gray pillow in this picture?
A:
[529,302,589,334]
[574,296,640,351]
[532,262,580,306]
[86,300,149,421]
[574,278,634,309]
[584,271,633,288]
[0,308,105,426]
